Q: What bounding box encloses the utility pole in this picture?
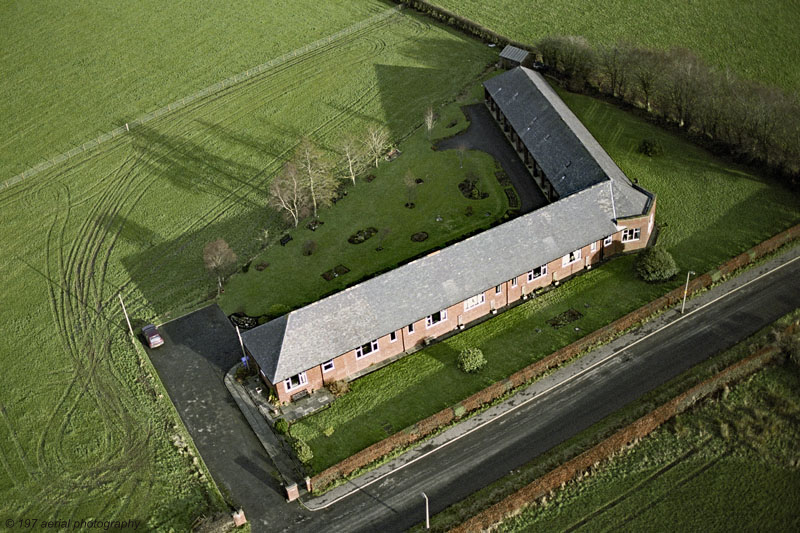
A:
[421,492,430,529]
[118,294,134,338]
[681,270,696,314]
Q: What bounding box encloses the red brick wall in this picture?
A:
[274,365,324,404]
[321,331,406,385]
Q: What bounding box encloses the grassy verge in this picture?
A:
[290,84,800,472]
[418,309,800,531]
[425,0,800,92]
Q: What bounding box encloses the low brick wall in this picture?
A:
[451,341,789,532]
[309,224,799,492]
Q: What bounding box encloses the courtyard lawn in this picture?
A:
[289,85,800,472]
[500,362,800,532]
[426,0,800,92]
[0,6,495,527]
[219,97,509,317]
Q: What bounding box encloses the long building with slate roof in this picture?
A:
[243,66,655,404]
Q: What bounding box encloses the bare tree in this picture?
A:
[365,124,390,168]
[338,134,367,186]
[424,107,436,138]
[203,239,237,296]
[629,48,663,113]
[661,48,704,129]
[269,162,309,227]
[598,42,630,98]
[296,138,336,218]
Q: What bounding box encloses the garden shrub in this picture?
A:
[458,347,487,373]
[293,437,314,464]
[274,418,289,435]
[635,247,679,281]
[266,303,290,319]
[302,240,317,256]
[638,138,664,157]
[328,380,350,397]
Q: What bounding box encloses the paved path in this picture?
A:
[147,305,305,532]
[437,103,548,214]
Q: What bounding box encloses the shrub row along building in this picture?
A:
[243,65,656,404]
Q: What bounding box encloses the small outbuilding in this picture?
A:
[499,45,532,69]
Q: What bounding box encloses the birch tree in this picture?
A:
[296,137,336,218]
[365,125,390,168]
[338,134,366,186]
[269,162,308,227]
[424,107,436,138]
[203,239,237,296]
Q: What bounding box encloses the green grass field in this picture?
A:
[0,5,496,527]
[427,0,800,92]
[0,0,395,178]
[500,362,800,532]
[289,83,800,472]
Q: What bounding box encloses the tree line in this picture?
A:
[535,36,800,183]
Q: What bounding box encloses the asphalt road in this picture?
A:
[290,252,800,532]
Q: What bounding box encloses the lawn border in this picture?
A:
[449,320,799,532]
[308,222,800,492]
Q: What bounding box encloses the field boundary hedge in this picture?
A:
[1,5,402,191]
[450,321,799,532]
[309,223,800,492]
[395,1,529,50]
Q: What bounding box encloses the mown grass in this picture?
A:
[426,0,800,92]
[500,361,800,532]
[289,83,800,472]
[0,7,495,528]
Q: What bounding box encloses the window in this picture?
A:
[591,241,597,252]
[426,309,448,327]
[284,372,308,392]
[604,235,613,246]
[464,293,486,311]
[622,228,641,242]
[389,331,397,342]
[407,323,415,334]
[562,249,582,267]
[355,339,379,359]
[527,265,547,282]
[495,285,502,294]
[511,277,518,287]
[648,213,654,234]
[322,360,335,373]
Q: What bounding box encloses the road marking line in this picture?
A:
[303,252,800,511]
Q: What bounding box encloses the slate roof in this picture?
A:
[244,182,619,383]
[483,67,650,218]
[499,45,530,65]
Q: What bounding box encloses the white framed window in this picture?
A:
[408,323,415,334]
[464,293,486,311]
[604,235,613,246]
[284,371,308,392]
[591,241,597,252]
[622,228,641,242]
[495,285,502,294]
[389,331,397,342]
[322,360,335,373]
[562,249,582,267]
[426,309,448,328]
[355,339,379,359]
[511,277,518,287]
[527,265,547,282]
